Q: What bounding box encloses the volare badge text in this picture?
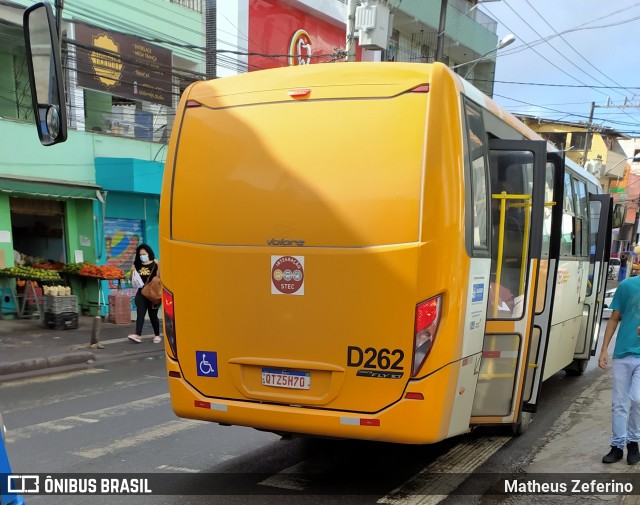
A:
[268,238,305,246]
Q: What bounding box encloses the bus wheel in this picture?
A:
[511,412,532,436]
[564,359,588,376]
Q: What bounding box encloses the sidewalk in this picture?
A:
[0,314,163,380]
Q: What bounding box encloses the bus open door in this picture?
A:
[470,139,547,434]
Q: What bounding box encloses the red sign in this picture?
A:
[248,0,359,70]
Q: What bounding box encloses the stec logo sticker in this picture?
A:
[271,256,304,295]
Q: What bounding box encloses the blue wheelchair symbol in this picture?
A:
[196,351,218,377]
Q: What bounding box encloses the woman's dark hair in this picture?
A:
[134,243,156,270]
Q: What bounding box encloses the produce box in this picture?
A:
[43,295,78,314]
[43,311,79,330]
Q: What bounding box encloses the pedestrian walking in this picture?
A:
[598,274,640,465]
[128,244,162,344]
[619,253,628,282]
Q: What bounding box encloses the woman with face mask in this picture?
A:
[128,244,162,344]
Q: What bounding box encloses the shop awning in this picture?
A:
[0,176,100,200]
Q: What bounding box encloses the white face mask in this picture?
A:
[140,254,149,263]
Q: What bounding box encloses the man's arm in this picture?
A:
[599,311,621,369]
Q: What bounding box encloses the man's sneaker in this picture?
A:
[602,446,624,463]
[128,334,142,344]
[627,442,640,465]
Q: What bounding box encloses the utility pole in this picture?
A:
[435,0,448,63]
[346,0,358,62]
[582,101,595,167]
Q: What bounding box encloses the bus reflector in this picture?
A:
[168,371,181,378]
[163,287,178,359]
[412,295,442,376]
[194,401,228,412]
[186,100,202,108]
[410,84,430,93]
[340,417,380,427]
[404,392,424,400]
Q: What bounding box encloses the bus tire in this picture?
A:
[511,411,532,436]
[564,359,588,376]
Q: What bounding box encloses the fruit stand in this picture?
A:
[0,262,125,320]
[60,263,126,315]
[0,265,63,319]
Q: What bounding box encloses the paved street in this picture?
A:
[1,343,634,505]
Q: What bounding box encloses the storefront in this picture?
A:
[0,176,100,317]
[248,0,359,70]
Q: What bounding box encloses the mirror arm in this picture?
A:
[55,0,64,41]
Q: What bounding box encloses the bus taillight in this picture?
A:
[412,295,442,376]
[410,84,429,93]
[162,287,178,359]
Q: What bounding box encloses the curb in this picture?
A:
[0,351,96,376]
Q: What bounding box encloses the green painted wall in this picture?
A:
[0,120,169,183]
[399,0,497,55]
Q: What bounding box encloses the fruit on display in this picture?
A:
[78,264,125,279]
[0,265,62,281]
[60,262,88,274]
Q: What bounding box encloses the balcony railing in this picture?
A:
[169,0,203,13]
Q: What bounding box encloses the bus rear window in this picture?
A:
[171,96,427,248]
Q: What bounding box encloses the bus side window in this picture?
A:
[463,100,489,253]
[560,173,575,256]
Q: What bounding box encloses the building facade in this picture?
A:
[0,0,497,316]
[0,0,204,314]
[516,114,640,254]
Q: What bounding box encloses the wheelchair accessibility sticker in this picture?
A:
[196,351,218,377]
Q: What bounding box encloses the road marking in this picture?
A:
[72,419,202,459]
[65,416,99,424]
[378,436,511,505]
[258,460,311,491]
[0,368,107,388]
[157,464,200,473]
[2,375,164,414]
[259,474,309,491]
[6,393,170,443]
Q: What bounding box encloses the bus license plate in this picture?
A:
[261,369,311,390]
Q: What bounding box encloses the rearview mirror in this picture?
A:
[613,203,626,229]
[23,2,67,145]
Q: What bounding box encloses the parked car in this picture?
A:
[602,288,616,319]
[0,412,25,505]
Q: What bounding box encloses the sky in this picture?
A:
[476,0,640,137]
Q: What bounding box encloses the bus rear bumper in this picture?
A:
[166,359,465,444]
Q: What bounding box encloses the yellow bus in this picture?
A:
[157,62,621,444]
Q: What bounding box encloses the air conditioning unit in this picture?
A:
[355,1,392,50]
[585,159,603,177]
